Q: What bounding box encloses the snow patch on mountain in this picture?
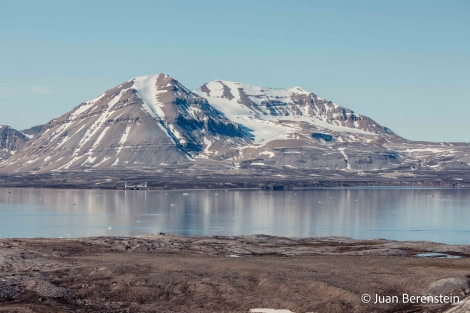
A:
[339,147,351,170]
[132,75,167,119]
[119,125,132,146]
[260,151,275,158]
[77,88,129,150]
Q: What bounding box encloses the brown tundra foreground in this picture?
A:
[1,234,470,313]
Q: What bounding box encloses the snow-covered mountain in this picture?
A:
[195,80,396,142]
[194,80,470,172]
[1,73,469,175]
[194,80,407,170]
[0,74,250,172]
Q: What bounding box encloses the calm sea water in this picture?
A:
[0,187,469,244]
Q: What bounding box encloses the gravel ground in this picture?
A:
[1,234,469,313]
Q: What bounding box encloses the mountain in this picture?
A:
[194,80,470,172]
[0,74,252,173]
[195,80,395,139]
[194,80,406,170]
[1,73,469,187]
[0,125,29,161]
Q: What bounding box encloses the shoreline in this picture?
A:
[1,168,469,190]
[2,231,470,247]
[1,234,470,312]
[3,185,470,191]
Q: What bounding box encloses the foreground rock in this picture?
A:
[1,234,469,312]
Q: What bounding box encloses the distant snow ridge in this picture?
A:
[195,80,311,119]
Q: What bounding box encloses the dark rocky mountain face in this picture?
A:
[0,125,29,161]
[0,74,469,178]
[137,74,252,155]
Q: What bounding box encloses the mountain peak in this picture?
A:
[131,73,170,81]
[198,80,312,99]
[290,86,310,94]
[131,73,189,92]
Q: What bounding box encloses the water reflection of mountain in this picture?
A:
[0,188,468,244]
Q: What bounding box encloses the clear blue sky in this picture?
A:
[1,0,469,142]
